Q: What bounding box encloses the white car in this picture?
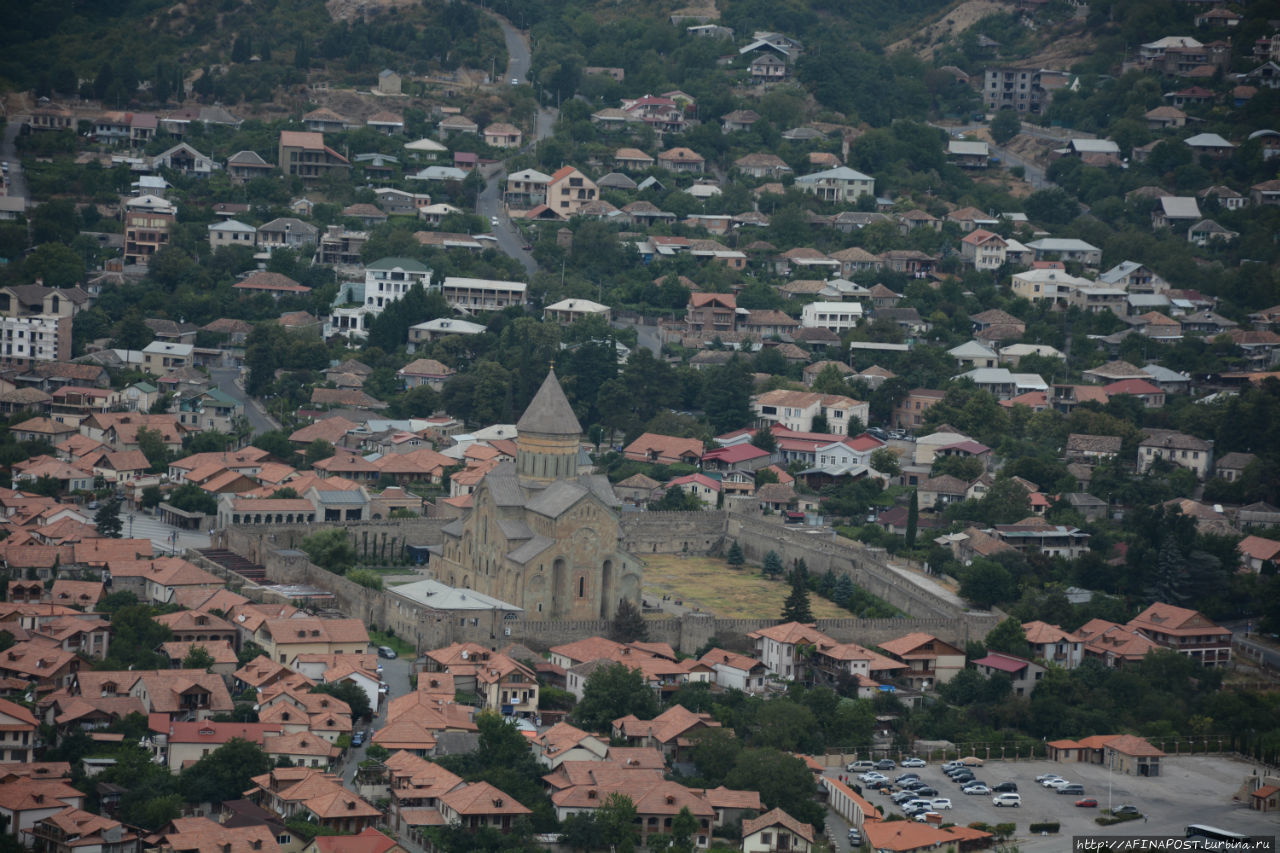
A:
[1044,778,1072,789]
[490,216,500,225]
[859,772,888,783]
[930,798,952,810]
[992,792,1022,807]
[511,77,520,85]
[901,758,927,768]
[1035,773,1063,783]
[914,811,941,823]
[962,784,991,795]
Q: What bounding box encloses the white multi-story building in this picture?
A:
[800,301,862,334]
[0,284,85,364]
[329,257,432,339]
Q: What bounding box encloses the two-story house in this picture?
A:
[546,167,598,216]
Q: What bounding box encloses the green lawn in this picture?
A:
[370,630,415,656]
[641,555,849,620]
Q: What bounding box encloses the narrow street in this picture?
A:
[1,118,30,202]
[208,366,278,435]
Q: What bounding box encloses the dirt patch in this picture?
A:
[888,0,1006,60]
[642,554,849,620]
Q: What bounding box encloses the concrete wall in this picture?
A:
[725,514,967,621]
[619,511,727,556]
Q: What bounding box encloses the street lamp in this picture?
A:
[170,530,178,557]
[128,513,135,539]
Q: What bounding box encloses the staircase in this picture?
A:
[197,548,267,583]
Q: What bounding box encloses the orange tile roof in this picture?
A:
[863,818,960,851]
[742,807,814,844]
[747,621,834,646]
[440,781,532,817]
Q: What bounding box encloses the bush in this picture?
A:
[346,569,383,590]
[1029,821,1060,833]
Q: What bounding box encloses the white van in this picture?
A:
[847,760,876,772]
[992,792,1021,807]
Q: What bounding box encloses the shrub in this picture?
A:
[1029,821,1060,833]
[346,569,383,590]
[1096,812,1142,826]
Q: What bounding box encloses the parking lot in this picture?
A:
[828,755,1280,849]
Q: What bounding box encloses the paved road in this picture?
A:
[1226,620,1280,670]
[476,169,537,277]
[209,366,278,436]
[486,10,556,142]
[342,652,413,785]
[1,119,29,202]
[614,318,663,356]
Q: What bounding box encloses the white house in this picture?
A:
[794,166,875,203]
[800,301,862,334]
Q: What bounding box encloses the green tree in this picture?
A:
[984,617,1032,659]
[652,485,703,511]
[782,573,813,623]
[762,550,783,579]
[94,498,123,538]
[168,483,219,515]
[726,541,745,567]
[990,110,1021,144]
[610,598,648,643]
[304,439,335,468]
[647,806,699,853]
[960,557,1016,609]
[690,727,742,786]
[181,645,216,670]
[135,426,171,472]
[300,528,356,574]
[178,738,271,804]
[572,662,659,732]
[312,679,372,720]
[726,748,824,830]
[870,447,900,476]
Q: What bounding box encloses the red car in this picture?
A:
[1076,798,1098,808]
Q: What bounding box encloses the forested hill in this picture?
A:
[0,0,507,102]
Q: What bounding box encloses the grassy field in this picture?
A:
[641,555,849,620]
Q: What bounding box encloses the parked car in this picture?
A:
[894,773,919,783]
[848,760,876,772]
[1044,778,1072,789]
[914,811,941,823]
[875,759,896,770]
[901,757,927,768]
[913,787,938,798]
[377,646,398,659]
[1034,773,1062,783]
[959,756,984,766]
[351,730,365,747]
[1113,805,1141,816]
[847,828,862,846]
[930,798,952,810]
[1057,784,1085,795]
[859,772,887,783]
[992,793,1022,807]
[1076,798,1098,808]
[992,782,1018,793]
[865,779,891,790]
[891,791,917,804]
[962,784,991,795]
[867,427,888,441]
[942,760,964,771]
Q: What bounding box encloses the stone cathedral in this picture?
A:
[434,370,642,619]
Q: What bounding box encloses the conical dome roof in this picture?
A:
[516,370,582,436]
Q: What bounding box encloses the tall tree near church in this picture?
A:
[906,489,919,548]
[781,573,813,623]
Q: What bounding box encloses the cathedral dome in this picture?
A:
[515,370,581,482]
